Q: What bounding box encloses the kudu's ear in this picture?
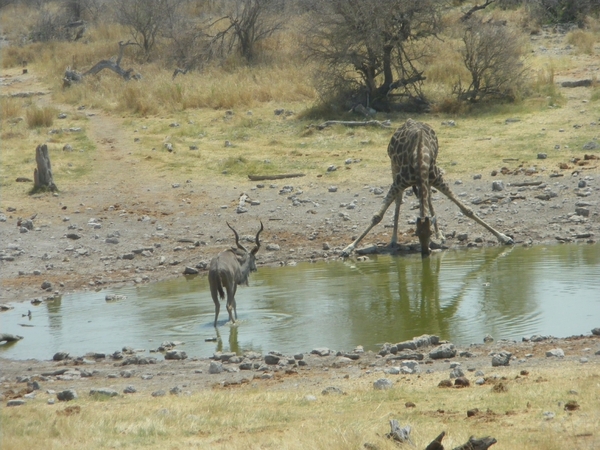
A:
[227,221,248,253]
[251,221,264,255]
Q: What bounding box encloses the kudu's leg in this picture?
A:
[341,185,402,257]
[433,178,514,245]
[208,272,221,327]
[232,284,238,322]
[225,284,236,324]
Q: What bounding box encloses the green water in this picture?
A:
[1,244,598,360]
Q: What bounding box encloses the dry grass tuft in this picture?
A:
[1,97,23,120]
[565,29,597,55]
[25,105,57,128]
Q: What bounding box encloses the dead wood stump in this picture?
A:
[33,144,58,192]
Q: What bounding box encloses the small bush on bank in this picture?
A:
[26,106,57,128]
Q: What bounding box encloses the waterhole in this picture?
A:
[1,244,598,360]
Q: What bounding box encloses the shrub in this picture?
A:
[26,106,57,128]
[565,29,596,55]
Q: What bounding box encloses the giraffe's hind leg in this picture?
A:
[427,192,445,242]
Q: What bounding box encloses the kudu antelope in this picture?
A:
[208,221,263,327]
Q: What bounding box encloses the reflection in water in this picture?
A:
[0,244,598,360]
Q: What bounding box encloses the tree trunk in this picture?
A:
[33,144,58,192]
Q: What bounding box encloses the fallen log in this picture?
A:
[561,79,593,88]
[508,181,543,187]
[63,41,139,87]
[386,419,413,445]
[452,436,497,450]
[0,333,23,343]
[316,120,391,130]
[248,173,305,181]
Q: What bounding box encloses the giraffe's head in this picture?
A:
[416,217,432,257]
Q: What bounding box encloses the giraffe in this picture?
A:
[341,119,514,258]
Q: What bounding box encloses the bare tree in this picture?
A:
[200,0,285,64]
[208,221,263,327]
[526,0,598,25]
[304,0,443,112]
[114,0,179,61]
[457,18,528,102]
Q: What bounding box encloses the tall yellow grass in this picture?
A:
[566,29,597,55]
[26,105,57,128]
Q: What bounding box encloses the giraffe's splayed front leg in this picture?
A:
[497,233,514,245]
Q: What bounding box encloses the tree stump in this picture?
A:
[33,144,58,192]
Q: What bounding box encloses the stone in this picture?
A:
[264,354,280,365]
[311,347,331,356]
[164,350,187,360]
[546,348,565,358]
[123,386,137,394]
[57,389,78,401]
[151,390,166,397]
[89,388,118,397]
[373,378,393,390]
[7,399,26,407]
[209,361,224,374]
[429,344,456,360]
[454,377,470,387]
[183,266,199,275]
[322,386,344,395]
[53,351,69,361]
[491,351,512,367]
[492,181,505,192]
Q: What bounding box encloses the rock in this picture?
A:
[7,399,26,407]
[151,390,166,397]
[429,343,456,360]
[592,328,600,336]
[454,377,470,387]
[356,244,378,255]
[582,141,599,150]
[53,351,69,361]
[373,378,393,390]
[164,350,187,360]
[89,388,118,397]
[322,386,344,395]
[123,386,137,394]
[450,367,465,378]
[483,334,494,343]
[209,361,223,374]
[264,354,280,365]
[41,280,52,290]
[491,351,511,367]
[537,153,548,159]
[564,400,580,411]
[105,294,126,302]
[311,347,331,356]
[492,181,505,192]
[66,233,81,240]
[546,348,565,358]
[438,379,453,388]
[57,389,78,401]
[266,243,280,251]
[183,266,199,275]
